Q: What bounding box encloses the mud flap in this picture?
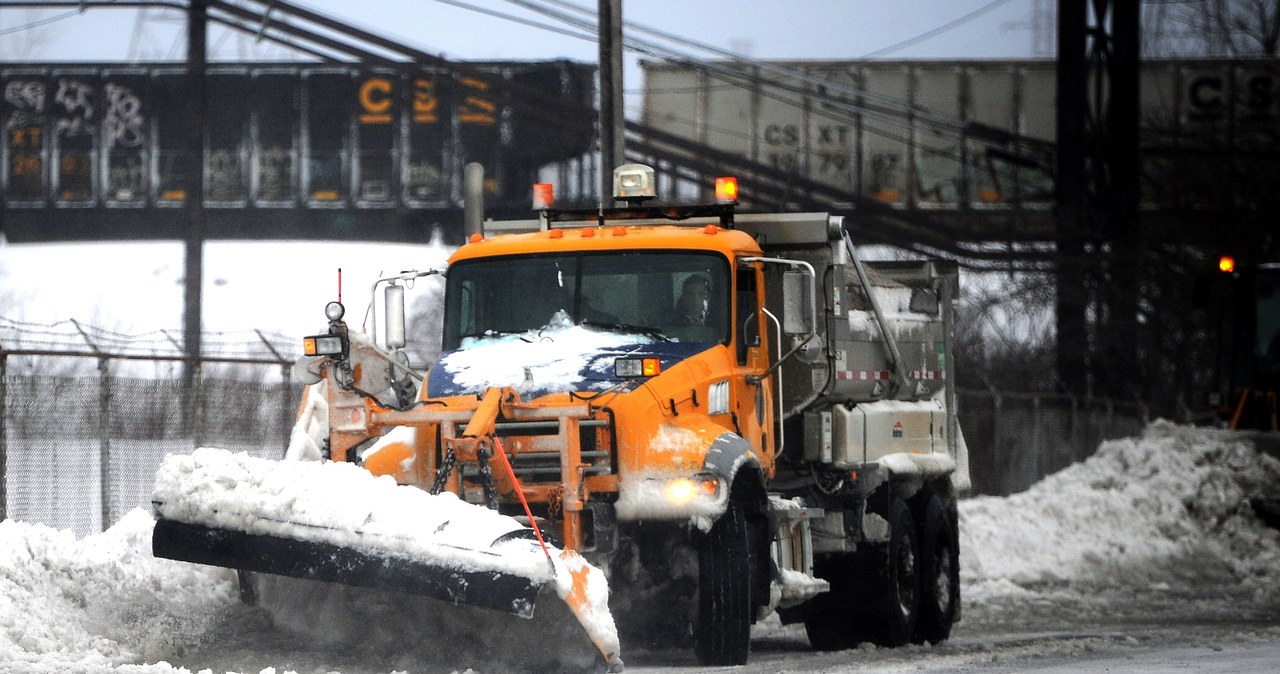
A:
[153,518,543,617]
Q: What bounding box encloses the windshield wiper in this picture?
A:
[582,321,671,342]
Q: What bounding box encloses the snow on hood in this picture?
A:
[961,420,1280,602]
[431,310,664,397]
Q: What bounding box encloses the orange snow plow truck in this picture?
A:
[152,165,969,669]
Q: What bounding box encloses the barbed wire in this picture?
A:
[0,315,299,361]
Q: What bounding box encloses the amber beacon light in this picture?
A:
[715,176,738,204]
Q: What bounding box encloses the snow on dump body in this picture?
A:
[152,447,554,582]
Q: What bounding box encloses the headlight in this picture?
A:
[325,301,345,321]
[665,475,720,505]
[615,357,661,378]
[303,334,346,357]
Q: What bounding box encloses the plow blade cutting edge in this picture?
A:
[152,518,543,616]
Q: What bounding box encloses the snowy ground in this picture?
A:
[2,420,1279,673]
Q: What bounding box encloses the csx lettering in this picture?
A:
[359,77,393,124]
[459,77,496,125]
[1187,73,1277,120]
[413,78,438,123]
[817,125,851,145]
[1246,75,1275,115]
[460,95,496,125]
[764,124,800,147]
[1189,75,1224,113]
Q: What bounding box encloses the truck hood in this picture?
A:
[428,318,714,398]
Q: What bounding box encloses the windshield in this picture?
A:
[442,251,730,351]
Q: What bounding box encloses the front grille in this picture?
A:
[454,418,614,485]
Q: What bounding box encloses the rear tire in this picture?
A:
[867,495,921,647]
[914,494,960,644]
[804,495,920,650]
[694,501,752,666]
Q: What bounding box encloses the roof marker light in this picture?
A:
[715,176,738,204]
[532,183,555,209]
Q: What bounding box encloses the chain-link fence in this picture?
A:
[1,360,302,536]
[959,388,1149,496]
[1,350,1150,536]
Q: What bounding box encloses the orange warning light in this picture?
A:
[714,176,738,203]
[1218,255,1236,273]
[532,183,555,209]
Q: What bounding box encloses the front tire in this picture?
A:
[694,501,752,665]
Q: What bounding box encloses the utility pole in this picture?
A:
[597,0,624,205]
[1056,0,1089,397]
[183,0,207,390]
[1055,0,1141,399]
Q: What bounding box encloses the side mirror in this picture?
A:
[782,270,814,336]
[385,283,406,349]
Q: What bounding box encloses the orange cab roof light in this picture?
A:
[715,176,738,204]
[533,183,555,209]
[1218,255,1236,273]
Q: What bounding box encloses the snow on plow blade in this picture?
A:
[151,448,622,669]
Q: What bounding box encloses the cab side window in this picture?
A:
[736,268,760,365]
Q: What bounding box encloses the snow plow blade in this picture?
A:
[150,448,623,670]
[151,518,543,616]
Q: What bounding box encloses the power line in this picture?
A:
[0,1,116,37]
[860,0,1018,58]
[425,0,594,43]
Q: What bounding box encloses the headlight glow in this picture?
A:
[665,475,720,505]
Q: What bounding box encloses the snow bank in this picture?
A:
[0,509,237,673]
[961,421,1280,603]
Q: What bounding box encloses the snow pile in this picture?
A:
[961,420,1280,602]
[0,509,237,673]
[440,310,651,393]
[153,447,555,582]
